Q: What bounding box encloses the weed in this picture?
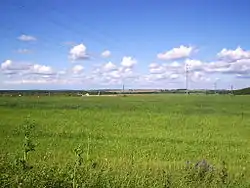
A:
[219,160,228,184]
[14,119,36,171]
[72,145,83,188]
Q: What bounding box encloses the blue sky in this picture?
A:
[1,0,250,90]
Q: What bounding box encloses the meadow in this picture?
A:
[1,94,250,187]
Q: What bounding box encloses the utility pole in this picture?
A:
[214,82,217,94]
[185,63,189,94]
[231,85,234,95]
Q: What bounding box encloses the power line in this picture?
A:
[6,1,126,60]
[46,5,131,58]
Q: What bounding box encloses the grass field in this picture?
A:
[1,94,250,187]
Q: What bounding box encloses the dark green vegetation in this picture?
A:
[1,95,250,187]
[234,87,250,95]
[0,88,233,96]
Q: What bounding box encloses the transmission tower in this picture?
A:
[185,63,189,94]
[231,85,234,95]
[214,82,217,94]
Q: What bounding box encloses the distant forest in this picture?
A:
[233,87,250,95]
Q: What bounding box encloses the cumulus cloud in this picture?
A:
[5,79,52,84]
[69,44,89,61]
[185,59,204,71]
[121,56,137,68]
[89,57,138,86]
[18,35,37,41]
[236,74,250,79]
[103,62,116,71]
[148,61,184,76]
[1,60,31,73]
[1,60,12,70]
[169,74,179,79]
[149,65,166,74]
[58,70,67,75]
[3,45,250,88]
[201,58,250,75]
[146,62,183,84]
[169,61,181,67]
[138,72,182,86]
[31,64,54,75]
[149,63,159,69]
[1,60,54,76]
[183,56,250,76]
[72,65,84,74]
[101,50,111,58]
[157,45,194,60]
[146,59,214,85]
[217,47,250,61]
[190,71,207,82]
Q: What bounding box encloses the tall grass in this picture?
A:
[1,94,250,187]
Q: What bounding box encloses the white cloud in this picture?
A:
[146,60,214,85]
[185,59,204,71]
[103,62,116,71]
[203,61,227,73]
[69,44,89,61]
[149,65,166,74]
[5,79,50,84]
[191,71,205,81]
[217,47,250,61]
[18,35,37,41]
[1,60,12,70]
[3,45,250,89]
[17,49,32,54]
[101,50,111,58]
[149,63,159,69]
[1,60,55,76]
[148,62,185,77]
[170,74,179,79]
[58,70,66,75]
[90,58,138,85]
[108,70,121,78]
[138,72,181,86]
[157,45,194,60]
[213,47,250,75]
[203,59,250,75]
[1,60,32,74]
[236,74,250,79]
[121,56,137,68]
[31,64,53,75]
[169,61,181,67]
[145,62,184,84]
[72,65,84,74]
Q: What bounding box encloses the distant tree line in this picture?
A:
[0,90,116,96]
[233,87,250,95]
[0,88,241,96]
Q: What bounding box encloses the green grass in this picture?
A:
[1,94,250,187]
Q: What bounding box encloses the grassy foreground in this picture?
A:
[1,94,250,187]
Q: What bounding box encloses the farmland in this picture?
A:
[1,94,250,187]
